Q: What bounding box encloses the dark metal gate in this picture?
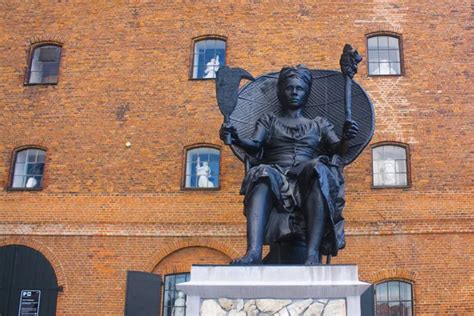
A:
[0,245,59,316]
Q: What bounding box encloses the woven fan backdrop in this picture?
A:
[227,69,375,165]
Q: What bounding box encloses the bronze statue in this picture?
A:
[217,45,369,265]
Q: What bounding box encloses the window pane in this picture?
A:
[379,63,391,75]
[388,36,399,49]
[388,302,401,316]
[379,50,389,62]
[187,151,195,164]
[210,153,219,163]
[382,146,393,159]
[33,163,45,175]
[185,162,193,175]
[16,150,27,163]
[388,281,400,301]
[39,47,57,62]
[394,146,406,159]
[376,302,389,316]
[30,49,42,71]
[395,160,407,173]
[373,147,383,160]
[389,50,400,62]
[368,50,379,62]
[27,163,38,175]
[204,51,215,61]
[369,63,380,75]
[12,176,25,188]
[33,176,43,187]
[389,65,398,75]
[214,39,225,49]
[396,173,408,186]
[372,160,381,174]
[194,40,205,52]
[390,63,401,75]
[42,63,59,83]
[374,173,383,186]
[37,151,46,163]
[401,301,412,316]
[29,71,42,84]
[190,174,197,187]
[400,282,412,300]
[376,282,388,301]
[164,276,172,290]
[27,150,37,163]
[368,37,378,49]
[378,36,389,49]
[175,274,187,284]
[14,163,26,176]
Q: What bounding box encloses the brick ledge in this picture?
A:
[0,219,472,237]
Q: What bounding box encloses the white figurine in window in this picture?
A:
[26,177,38,188]
[196,157,214,188]
[203,55,220,79]
[382,159,396,185]
[172,291,186,316]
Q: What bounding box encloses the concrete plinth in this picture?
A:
[177,265,370,316]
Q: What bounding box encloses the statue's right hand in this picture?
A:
[220,123,239,145]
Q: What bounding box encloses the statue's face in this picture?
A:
[281,77,310,110]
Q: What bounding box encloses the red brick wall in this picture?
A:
[0,1,472,315]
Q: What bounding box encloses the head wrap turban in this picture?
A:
[277,65,313,107]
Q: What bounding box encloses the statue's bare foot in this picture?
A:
[230,250,261,265]
[304,253,322,265]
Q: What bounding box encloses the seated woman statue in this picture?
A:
[220,65,359,265]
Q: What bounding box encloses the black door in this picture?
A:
[124,271,162,316]
[0,245,59,316]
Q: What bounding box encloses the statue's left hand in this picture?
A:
[342,120,359,140]
[220,123,240,145]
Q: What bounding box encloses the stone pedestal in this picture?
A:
[177,265,370,316]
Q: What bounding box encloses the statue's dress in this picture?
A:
[240,113,346,256]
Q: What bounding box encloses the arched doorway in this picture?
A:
[0,245,60,316]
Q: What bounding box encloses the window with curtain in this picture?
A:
[375,280,413,316]
[367,35,402,76]
[27,44,62,84]
[11,148,46,189]
[184,147,220,189]
[372,144,409,187]
[162,273,190,316]
[192,38,226,79]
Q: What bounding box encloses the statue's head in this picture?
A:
[277,65,313,110]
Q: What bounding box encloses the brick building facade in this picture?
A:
[0,1,472,315]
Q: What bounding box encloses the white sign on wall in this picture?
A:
[18,290,41,316]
